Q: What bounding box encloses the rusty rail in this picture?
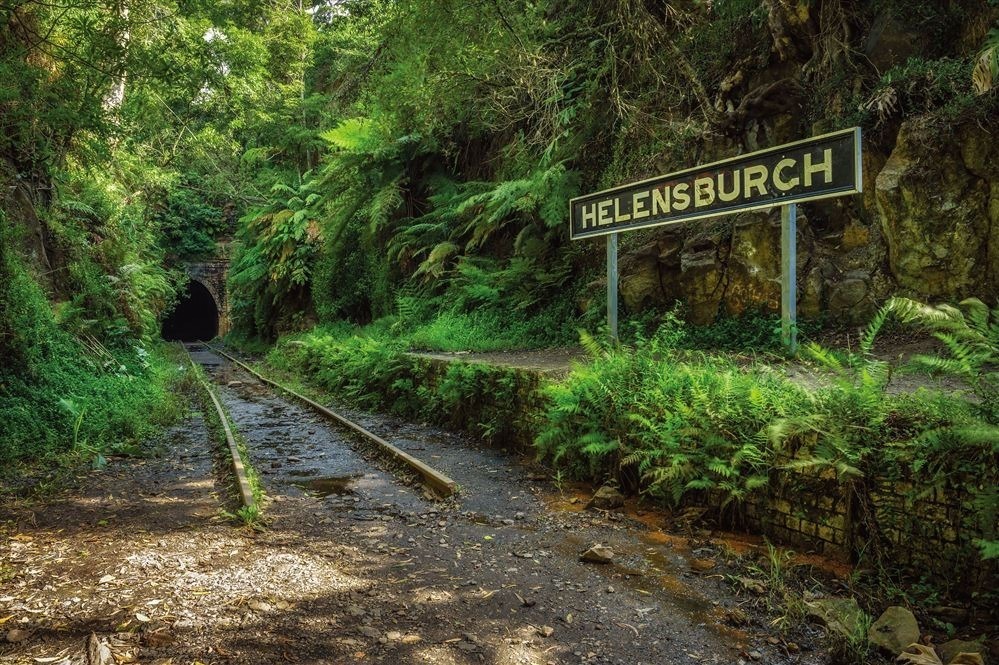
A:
[187,352,255,510]
[206,345,459,498]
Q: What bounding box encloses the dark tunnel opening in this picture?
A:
[162,280,219,342]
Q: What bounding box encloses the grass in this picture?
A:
[0,342,189,488]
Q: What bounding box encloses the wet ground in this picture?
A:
[0,346,831,664]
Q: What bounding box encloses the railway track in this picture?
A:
[185,343,457,516]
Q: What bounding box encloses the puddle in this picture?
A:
[294,475,360,497]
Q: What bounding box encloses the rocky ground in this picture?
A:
[0,348,844,665]
[0,346,989,665]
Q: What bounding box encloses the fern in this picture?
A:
[884,297,998,380]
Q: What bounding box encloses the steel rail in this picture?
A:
[186,352,255,510]
[206,344,459,498]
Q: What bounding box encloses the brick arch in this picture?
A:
[186,257,230,337]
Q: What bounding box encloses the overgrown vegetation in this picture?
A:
[264,295,998,582]
[266,326,541,446]
[0,227,185,470]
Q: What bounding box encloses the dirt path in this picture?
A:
[1,349,828,665]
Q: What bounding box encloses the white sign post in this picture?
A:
[781,203,798,353]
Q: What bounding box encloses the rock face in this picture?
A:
[868,606,921,655]
[876,120,993,299]
[586,485,625,511]
[615,116,998,327]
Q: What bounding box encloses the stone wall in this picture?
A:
[737,461,997,598]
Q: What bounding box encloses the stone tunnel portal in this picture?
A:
[162,280,220,342]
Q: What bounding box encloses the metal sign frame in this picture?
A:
[572,128,863,351]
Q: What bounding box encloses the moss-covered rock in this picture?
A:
[875,119,992,298]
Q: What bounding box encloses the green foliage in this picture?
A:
[265,325,540,446]
[153,185,228,260]
[536,324,806,503]
[859,57,985,126]
[884,297,998,381]
[975,25,999,94]
[682,310,823,353]
[0,257,181,467]
[404,305,578,352]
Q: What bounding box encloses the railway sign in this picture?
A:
[571,128,863,351]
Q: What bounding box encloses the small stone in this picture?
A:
[401,634,421,644]
[606,585,615,594]
[689,558,716,573]
[515,512,526,520]
[748,651,762,661]
[724,608,749,627]
[502,519,515,525]
[868,606,920,655]
[579,544,615,564]
[938,638,985,665]
[929,606,970,625]
[5,628,28,643]
[586,485,625,511]
[537,625,555,638]
[386,631,402,641]
[805,597,867,641]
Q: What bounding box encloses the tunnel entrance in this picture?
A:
[162,280,219,342]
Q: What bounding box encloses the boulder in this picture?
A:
[868,606,920,656]
[827,276,869,316]
[586,485,625,511]
[805,596,867,641]
[938,638,986,665]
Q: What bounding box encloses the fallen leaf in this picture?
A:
[134,613,150,623]
[99,575,115,585]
